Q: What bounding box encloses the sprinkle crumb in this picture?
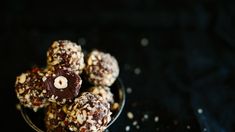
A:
[154,116,159,122]
[134,68,141,75]
[140,38,149,47]
[144,114,149,119]
[125,125,130,131]
[132,120,138,126]
[203,128,207,131]
[111,102,119,110]
[186,125,191,129]
[136,125,140,129]
[197,108,203,114]
[127,112,134,119]
[16,104,21,110]
[141,114,149,121]
[126,87,132,94]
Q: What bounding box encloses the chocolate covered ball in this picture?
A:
[88,86,114,104]
[45,103,68,132]
[43,69,82,105]
[47,40,85,75]
[65,92,112,132]
[15,67,48,112]
[85,50,119,86]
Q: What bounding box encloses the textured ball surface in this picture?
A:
[88,86,114,104]
[65,92,112,132]
[15,67,48,111]
[85,50,119,86]
[47,40,85,75]
[44,103,68,132]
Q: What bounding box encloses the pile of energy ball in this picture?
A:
[15,40,120,132]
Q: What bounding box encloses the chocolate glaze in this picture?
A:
[43,69,82,105]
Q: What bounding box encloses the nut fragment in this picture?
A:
[54,76,68,89]
[44,69,82,105]
[18,73,26,84]
[111,102,119,111]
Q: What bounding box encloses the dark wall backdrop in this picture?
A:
[1,0,235,132]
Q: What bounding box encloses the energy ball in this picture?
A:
[65,92,112,132]
[47,40,85,75]
[88,86,114,104]
[85,50,119,86]
[44,103,68,132]
[43,69,82,105]
[15,67,48,112]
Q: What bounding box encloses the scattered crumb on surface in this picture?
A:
[141,113,149,121]
[125,125,130,131]
[197,108,203,114]
[126,87,132,94]
[132,120,138,126]
[144,114,149,119]
[127,112,134,119]
[154,116,159,122]
[140,38,149,47]
[134,67,141,75]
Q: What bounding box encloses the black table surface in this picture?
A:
[1,1,235,132]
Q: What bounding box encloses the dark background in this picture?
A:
[1,0,235,132]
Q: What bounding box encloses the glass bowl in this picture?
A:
[17,78,126,132]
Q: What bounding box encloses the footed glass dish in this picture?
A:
[17,78,126,132]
